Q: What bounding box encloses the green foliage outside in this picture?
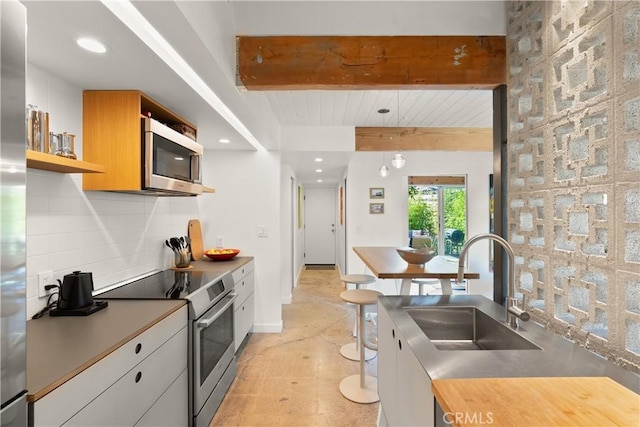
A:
[408,186,436,236]
[443,188,466,234]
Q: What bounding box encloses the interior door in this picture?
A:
[304,187,336,265]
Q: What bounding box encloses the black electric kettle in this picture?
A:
[57,271,94,310]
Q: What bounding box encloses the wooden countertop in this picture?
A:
[353,247,479,280]
[190,256,253,275]
[26,299,186,402]
[432,377,640,426]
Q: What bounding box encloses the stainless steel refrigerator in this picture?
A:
[0,1,27,426]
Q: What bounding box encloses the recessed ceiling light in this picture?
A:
[314,158,323,162]
[218,138,230,144]
[174,157,184,161]
[76,37,107,54]
[317,179,323,183]
[315,169,322,173]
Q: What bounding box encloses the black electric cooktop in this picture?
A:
[95,269,223,300]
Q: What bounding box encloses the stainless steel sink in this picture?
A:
[403,306,541,351]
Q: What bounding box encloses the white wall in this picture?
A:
[336,177,348,274]
[294,184,305,286]
[280,165,295,304]
[25,64,202,318]
[345,151,494,297]
[199,150,283,332]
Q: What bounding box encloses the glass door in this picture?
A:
[408,176,467,257]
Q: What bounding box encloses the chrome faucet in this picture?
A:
[456,233,530,328]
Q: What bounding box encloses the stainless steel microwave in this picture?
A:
[143,117,203,196]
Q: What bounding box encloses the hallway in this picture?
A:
[211,266,379,426]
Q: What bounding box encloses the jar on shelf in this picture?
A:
[26,104,49,152]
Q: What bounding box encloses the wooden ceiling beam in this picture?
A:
[355,127,493,152]
[409,176,466,186]
[237,35,506,90]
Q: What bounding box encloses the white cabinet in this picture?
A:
[377,302,434,427]
[32,306,188,427]
[377,304,400,424]
[136,369,188,427]
[233,260,255,352]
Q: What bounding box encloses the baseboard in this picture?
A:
[253,321,283,333]
[281,294,292,304]
[295,264,305,287]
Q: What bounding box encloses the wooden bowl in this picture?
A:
[204,248,240,261]
[396,248,436,265]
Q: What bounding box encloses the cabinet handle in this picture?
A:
[392,329,395,339]
[242,306,245,311]
[398,340,402,351]
[135,371,142,383]
[135,343,142,354]
[242,281,245,287]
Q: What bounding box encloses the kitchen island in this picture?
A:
[431,376,640,426]
[377,294,640,427]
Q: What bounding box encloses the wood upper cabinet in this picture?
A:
[82,90,197,193]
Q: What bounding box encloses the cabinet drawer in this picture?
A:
[33,306,187,427]
[63,326,188,427]
[231,259,254,284]
[135,369,188,427]
[234,292,254,351]
[234,271,254,305]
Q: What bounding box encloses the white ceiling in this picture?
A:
[23,0,503,186]
[264,90,493,127]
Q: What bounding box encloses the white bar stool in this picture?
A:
[412,278,441,295]
[339,288,381,404]
[339,274,377,361]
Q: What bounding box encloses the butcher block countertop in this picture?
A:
[26,299,186,402]
[432,377,640,426]
[353,247,479,280]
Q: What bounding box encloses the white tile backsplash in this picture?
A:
[25,168,202,318]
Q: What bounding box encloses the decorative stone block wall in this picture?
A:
[507,1,639,373]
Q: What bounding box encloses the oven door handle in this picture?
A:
[196,293,237,328]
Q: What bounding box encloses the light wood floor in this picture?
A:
[211,266,379,426]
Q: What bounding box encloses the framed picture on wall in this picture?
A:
[369,203,384,214]
[370,187,384,199]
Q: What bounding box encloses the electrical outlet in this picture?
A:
[216,236,224,248]
[38,270,54,298]
[257,226,268,237]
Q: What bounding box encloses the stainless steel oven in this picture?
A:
[192,290,236,427]
[94,269,237,427]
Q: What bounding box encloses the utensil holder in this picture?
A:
[174,250,191,268]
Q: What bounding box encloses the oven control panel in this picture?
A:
[189,273,234,318]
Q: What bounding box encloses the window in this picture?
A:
[408,176,467,257]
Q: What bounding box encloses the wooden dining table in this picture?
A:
[353,246,480,295]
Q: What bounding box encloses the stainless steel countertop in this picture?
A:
[379,295,640,394]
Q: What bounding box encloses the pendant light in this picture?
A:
[391,152,406,169]
[378,108,390,177]
[391,91,406,169]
